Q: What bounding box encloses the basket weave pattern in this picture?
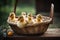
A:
[9,21,50,35]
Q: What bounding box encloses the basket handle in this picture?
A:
[14,0,18,14]
[49,3,54,24]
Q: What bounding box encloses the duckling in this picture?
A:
[27,13,33,24]
[17,16,27,28]
[36,14,42,23]
[8,12,16,22]
[21,12,27,20]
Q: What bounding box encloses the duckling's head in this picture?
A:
[9,12,15,20]
[21,12,26,16]
[36,14,42,22]
[18,16,24,23]
[28,13,33,22]
[28,13,32,17]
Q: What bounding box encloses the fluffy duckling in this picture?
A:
[21,12,27,20]
[36,14,42,23]
[27,13,33,24]
[8,12,16,22]
[17,16,27,28]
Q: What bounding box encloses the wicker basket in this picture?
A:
[7,16,53,35]
[7,1,54,35]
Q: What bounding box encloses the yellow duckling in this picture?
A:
[8,12,16,22]
[21,12,26,17]
[17,16,27,28]
[27,13,33,24]
[21,12,27,21]
[36,14,42,23]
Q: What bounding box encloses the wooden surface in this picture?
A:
[8,28,60,37]
[41,28,60,37]
[5,28,60,40]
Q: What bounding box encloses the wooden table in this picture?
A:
[5,28,60,40]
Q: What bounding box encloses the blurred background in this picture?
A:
[0,0,60,36]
